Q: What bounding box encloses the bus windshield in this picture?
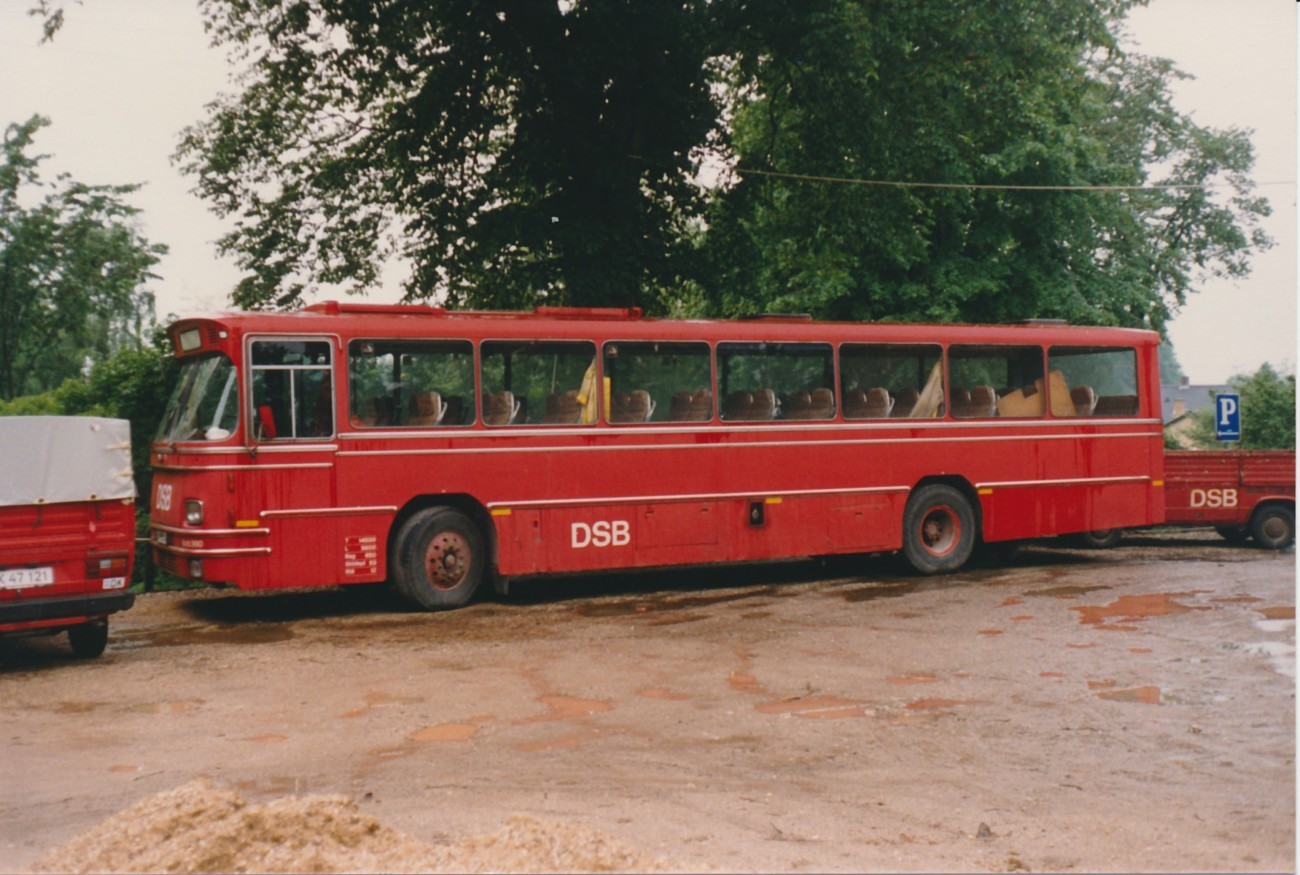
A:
[156,354,240,442]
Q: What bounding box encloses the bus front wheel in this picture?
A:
[902,485,976,574]
[392,508,485,609]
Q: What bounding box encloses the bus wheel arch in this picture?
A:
[902,478,980,574]
[389,496,495,609]
[1250,501,1295,550]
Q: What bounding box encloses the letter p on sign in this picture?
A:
[1215,393,1240,441]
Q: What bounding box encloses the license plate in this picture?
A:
[0,566,55,589]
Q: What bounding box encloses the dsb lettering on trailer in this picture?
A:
[150,303,1165,609]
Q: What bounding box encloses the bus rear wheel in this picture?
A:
[1251,505,1295,550]
[392,508,485,609]
[68,619,109,659]
[903,485,976,574]
[1214,525,1251,546]
[1075,529,1123,549]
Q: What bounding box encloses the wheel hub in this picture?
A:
[921,508,958,555]
[1260,517,1287,542]
[425,531,471,590]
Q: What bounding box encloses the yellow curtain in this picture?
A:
[576,361,598,424]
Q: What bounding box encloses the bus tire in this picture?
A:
[392,508,485,609]
[1075,529,1123,549]
[902,485,976,574]
[1250,504,1295,550]
[68,619,109,659]
[1214,525,1251,546]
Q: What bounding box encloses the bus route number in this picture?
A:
[1190,488,1237,508]
[571,520,631,549]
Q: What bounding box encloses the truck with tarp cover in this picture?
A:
[0,416,137,657]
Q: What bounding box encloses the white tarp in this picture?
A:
[0,416,135,508]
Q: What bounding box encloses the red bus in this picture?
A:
[149,303,1165,608]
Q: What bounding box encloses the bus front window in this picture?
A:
[156,354,240,442]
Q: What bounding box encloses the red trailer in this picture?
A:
[1081,449,1295,549]
[1164,449,1295,548]
[0,417,137,658]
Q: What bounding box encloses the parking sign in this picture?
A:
[1215,393,1241,441]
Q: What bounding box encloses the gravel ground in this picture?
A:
[2,532,1294,873]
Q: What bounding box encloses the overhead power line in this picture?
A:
[730,166,1295,192]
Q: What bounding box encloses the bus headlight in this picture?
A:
[185,500,204,526]
[189,558,204,579]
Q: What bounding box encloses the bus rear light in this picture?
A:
[185,500,205,526]
[188,559,204,579]
[86,555,129,578]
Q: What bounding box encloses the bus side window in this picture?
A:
[718,342,833,423]
[1048,346,1139,418]
[348,339,474,428]
[602,341,711,425]
[840,343,943,420]
[949,344,1043,419]
[249,339,334,440]
[482,340,596,426]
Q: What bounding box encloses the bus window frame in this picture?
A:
[479,337,600,428]
[346,337,477,430]
[245,334,339,442]
[946,343,1048,420]
[601,339,715,426]
[838,341,945,421]
[1047,344,1142,419]
[716,340,835,424]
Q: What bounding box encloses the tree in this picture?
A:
[177,1,1270,330]
[1183,364,1296,450]
[703,0,1271,330]
[0,336,181,589]
[1158,341,1184,386]
[178,0,720,310]
[0,116,167,400]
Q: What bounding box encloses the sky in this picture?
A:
[0,0,1294,385]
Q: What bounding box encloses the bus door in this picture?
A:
[246,337,341,588]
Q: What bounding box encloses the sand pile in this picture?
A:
[35,779,682,874]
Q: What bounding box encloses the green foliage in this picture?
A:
[25,2,66,43]
[178,0,719,311]
[0,342,182,588]
[0,116,167,400]
[1158,341,1184,386]
[178,1,1270,332]
[1183,363,1295,450]
[705,1,1271,331]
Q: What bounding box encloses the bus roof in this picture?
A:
[167,301,1160,352]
